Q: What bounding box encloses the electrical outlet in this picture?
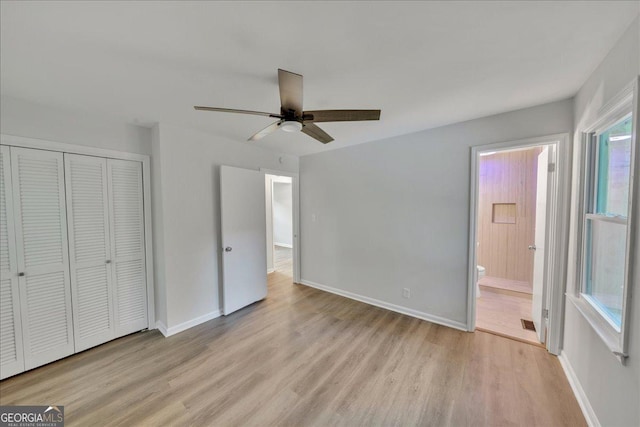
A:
[402,288,410,298]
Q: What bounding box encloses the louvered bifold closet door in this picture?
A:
[65,154,115,352]
[107,159,147,337]
[10,147,74,370]
[0,146,25,379]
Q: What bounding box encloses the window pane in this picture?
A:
[585,219,627,329]
[596,116,632,217]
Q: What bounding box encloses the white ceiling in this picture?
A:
[1,1,638,156]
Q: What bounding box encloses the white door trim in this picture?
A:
[467,133,571,354]
[260,168,301,284]
[0,133,156,331]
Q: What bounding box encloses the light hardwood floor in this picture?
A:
[0,257,585,426]
[476,286,540,345]
[273,245,292,274]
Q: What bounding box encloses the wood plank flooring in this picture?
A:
[273,245,292,274]
[476,286,540,345]
[1,256,585,426]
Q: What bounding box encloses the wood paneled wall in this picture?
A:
[477,147,542,285]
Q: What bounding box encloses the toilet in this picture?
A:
[476,265,485,298]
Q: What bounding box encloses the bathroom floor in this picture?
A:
[478,276,532,295]
[476,283,540,345]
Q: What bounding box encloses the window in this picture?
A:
[574,80,638,363]
[583,115,632,330]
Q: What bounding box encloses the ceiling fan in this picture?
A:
[194,69,381,144]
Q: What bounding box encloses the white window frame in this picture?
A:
[570,78,639,364]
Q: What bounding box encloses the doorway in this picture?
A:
[467,134,570,354]
[263,169,300,283]
[219,166,300,316]
[474,145,550,344]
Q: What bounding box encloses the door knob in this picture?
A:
[105,260,112,264]
[18,272,25,277]
[528,245,537,250]
[225,247,233,252]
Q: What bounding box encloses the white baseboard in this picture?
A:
[274,243,293,248]
[156,309,221,337]
[156,320,169,337]
[558,351,600,427]
[267,268,275,274]
[299,279,467,331]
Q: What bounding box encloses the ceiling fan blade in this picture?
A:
[194,106,283,118]
[248,120,283,141]
[302,109,381,122]
[278,69,303,116]
[301,123,334,144]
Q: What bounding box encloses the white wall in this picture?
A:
[152,123,298,330]
[563,17,639,427]
[299,98,573,327]
[0,96,152,155]
[273,181,293,247]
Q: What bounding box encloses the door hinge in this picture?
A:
[543,308,549,319]
[548,163,556,173]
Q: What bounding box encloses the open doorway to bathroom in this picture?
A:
[476,145,549,344]
[468,134,570,354]
[265,173,295,279]
[474,144,553,345]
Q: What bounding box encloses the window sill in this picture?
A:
[567,293,627,364]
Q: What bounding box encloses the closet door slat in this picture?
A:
[10,147,74,370]
[0,145,25,379]
[65,154,115,352]
[107,159,147,337]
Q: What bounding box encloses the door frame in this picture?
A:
[1,133,156,331]
[467,133,571,354]
[261,168,301,284]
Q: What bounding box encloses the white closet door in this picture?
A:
[11,147,74,370]
[107,159,147,337]
[65,154,115,352]
[0,146,24,379]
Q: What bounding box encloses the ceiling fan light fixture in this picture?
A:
[194,69,380,143]
[280,120,302,133]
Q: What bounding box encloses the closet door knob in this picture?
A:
[225,247,233,252]
[18,272,25,277]
[105,260,112,264]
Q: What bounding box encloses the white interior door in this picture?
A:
[107,159,148,337]
[0,146,24,379]
[220,165,267,315]
[531,147,549,343]
[65,154,115,351]
[11,147,74,370]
